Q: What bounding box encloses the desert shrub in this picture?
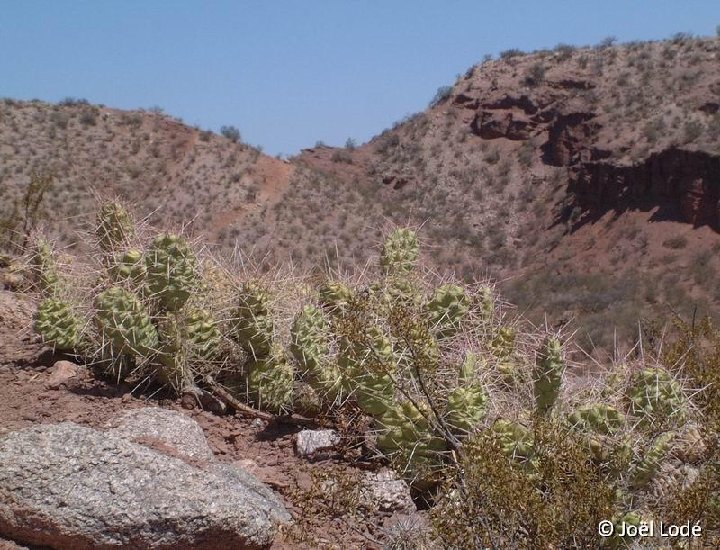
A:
[662,236,688,249]
[523,62,546,86]
[499,48,524,60]
[220,125,241,143]
[429,86,453,107]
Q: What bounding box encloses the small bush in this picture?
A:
[220,125,241,143]
[429,85,453,107]
[499,48,524,60]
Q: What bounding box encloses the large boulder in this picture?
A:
[0,422,291,549]
[105,407,215,463]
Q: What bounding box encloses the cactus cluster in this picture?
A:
[627,368,686,425]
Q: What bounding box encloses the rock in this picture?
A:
[106,407,215,463]
[359,469,415,513]
[45,360,85,390]
[0,423,291,550]
[294,429,340,458]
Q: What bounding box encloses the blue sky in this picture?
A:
[2,1,718,156]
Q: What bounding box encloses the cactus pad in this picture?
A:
[380,228,420,274]
[533,336,565,414]
[97,201,135,252]
[426,284,469,338]
[94,287,158,356]
[34,297,82,351]
[233,281,274,359]
[145,233,198,312]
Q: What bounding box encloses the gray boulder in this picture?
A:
[106,407,215,462]
[0,422,291,549]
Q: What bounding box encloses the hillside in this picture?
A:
[2,35,720,352]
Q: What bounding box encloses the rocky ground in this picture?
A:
[0,289,428,549]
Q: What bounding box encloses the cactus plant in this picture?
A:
[446,353,489,433]
[34,297,82,351]
[318,281,355,314]
[290,305,344,402]
[339,326,396,416]
[30,238,60,296]
[627,368,686,425]
[94,287,158,357]
[233,281,274,359]
[380,228,419,275]
[630,431,676,489]
[533,336,565,414]
[247,344,294,414]
[109,248,146,286]
[145,233,198,312]
[492,419,535,465]
[96,201,135,252]
[490,326,516,358]
[568,404,626,435]
[377,400,447,490]
[426,284,469,338]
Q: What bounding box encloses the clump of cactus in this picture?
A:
[380,228,420,275]
[533,336,565,414]
[425,284,469,338]
[145,233,198,312]
[492,419,536,468]
[34,297,83,351]
[96,201,135,252]
[233,281,274,359]
[247,344,294,414]
[627,367,687,426]
[94,286,158,358]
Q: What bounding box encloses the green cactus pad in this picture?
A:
[94,287,158,356]
[109,249,146,286]
[426,284,469,338]
[318,281,355,313]
[232,281,274,359]
[30,238,60,296]
[380,228,420,275]
[492,419,535,465]
[145,233,198,312]
[568,404,626,435]
[339,326,396,416]
[630,431,676,489]
[533,336,565,414]
[627,368,686,424]
[446,353,489,433]
[34,297,82,351]
[247,345,295,414]
[97,201,135,252]
[490,327,516,358]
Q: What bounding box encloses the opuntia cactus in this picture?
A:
[247,344,294,414]
[377,400,447,491]
[290,305,344,402]
[630,431,676,489]
[109,249,146,286]
[492,419,535,466]
[490,326,516,358]
[568,404,626,435]
[445,353,489,433]
[533,336,565,414]
[145,233,198,312]
[627,368,686,425]
[318,281,355,314]
[425,284,469,338]
[233,281,274,359]
[34,297,82,351]
[380,228,419,275]
[94,287,158,357]
[339,326,396,416]
[30,238,60,296]
[97,201,135,252]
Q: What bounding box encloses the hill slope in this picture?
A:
[2,35,719,352]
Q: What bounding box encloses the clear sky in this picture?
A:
[1,1,718,156]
